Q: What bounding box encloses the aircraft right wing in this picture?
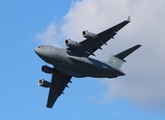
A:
[68,17,130,57]
[79,17,130,56]
[46,70,72,108]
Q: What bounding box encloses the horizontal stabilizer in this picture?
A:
[114,44,141,61]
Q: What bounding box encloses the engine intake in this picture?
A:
[38,79,52,88]
[42,65,54,74]
[65,39,79,47]
[82,30,97,39]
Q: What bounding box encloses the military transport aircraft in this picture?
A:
[34,16,141,108]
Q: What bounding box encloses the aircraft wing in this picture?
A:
[46,70,72,108]
[78,17,130,57]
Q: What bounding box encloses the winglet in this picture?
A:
[127,16,130,22]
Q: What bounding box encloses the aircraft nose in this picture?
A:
[34,45,47,57]
[34,47,39,54]
[34,46,42,55]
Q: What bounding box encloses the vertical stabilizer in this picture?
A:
[107,44,141,68]
[108,55,125,68]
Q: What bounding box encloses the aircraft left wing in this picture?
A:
[46,70,72,108]
[78,16,130,57]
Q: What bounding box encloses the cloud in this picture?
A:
[61,0,129,41]
[35,0,165,111]
[34,22,62,47]
[62,0,165,111]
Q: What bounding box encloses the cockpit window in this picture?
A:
[38,45,44,48]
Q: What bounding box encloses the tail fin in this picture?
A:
[107,44,141,68]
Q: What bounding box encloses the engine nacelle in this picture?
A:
[82,30,97,39]
[38,79,52,88]
[41,65,54,74]
[65,39,79,47]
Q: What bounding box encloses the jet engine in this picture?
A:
[41,65,54,74]
[65,39,80,47]
[82,30,97,39]
[38,79,52,88]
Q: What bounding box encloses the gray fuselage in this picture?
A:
[34,45,124,78]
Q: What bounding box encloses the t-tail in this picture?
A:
[107,44,141,69]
